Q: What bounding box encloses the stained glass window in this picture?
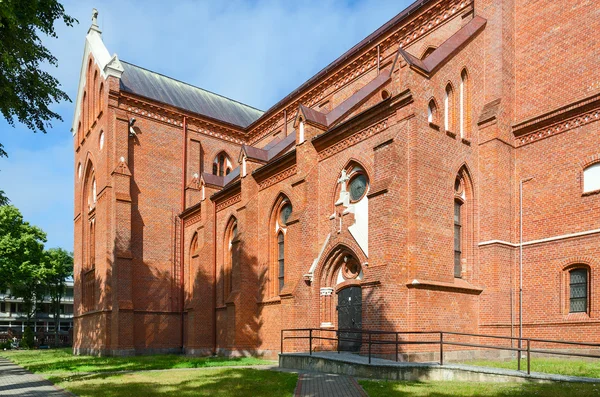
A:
[454,200,462,278]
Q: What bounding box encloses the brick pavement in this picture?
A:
[0,357,72,396]
[294,372,368,397]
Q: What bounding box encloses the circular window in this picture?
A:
[349,174,368,202]
[99,131,104,150]
[342,258,361,280]
[280,203,292,225]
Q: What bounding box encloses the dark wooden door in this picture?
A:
[337,286,362,352]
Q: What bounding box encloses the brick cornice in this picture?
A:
[513,92,600,147]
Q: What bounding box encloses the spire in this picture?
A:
[88,8,102,34]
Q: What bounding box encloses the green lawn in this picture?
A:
[465,357,600,378]
[360,379,600,397]
[0,348,273,375]
[1,349,296,397]
[55,368,298,397]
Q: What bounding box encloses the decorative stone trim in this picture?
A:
[215,193,241,212]
[318,119,388,160]
[184,212,202,226]
[258,166,297,191]
[320,287,334,296]
[516,108,600,147]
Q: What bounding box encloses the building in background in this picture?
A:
[0,279,74,333]
[73,0,600,357]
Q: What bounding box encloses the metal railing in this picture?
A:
[280,328,600,375]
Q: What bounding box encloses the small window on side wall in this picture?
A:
[569,268,588,313]
[583,163,600,193]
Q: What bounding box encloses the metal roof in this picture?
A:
[120,61,264,128]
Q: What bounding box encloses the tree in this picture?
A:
[43,248,73,346]
[0,0,76,134]
[0,205,46,344]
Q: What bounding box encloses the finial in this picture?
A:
[92,8,99,27]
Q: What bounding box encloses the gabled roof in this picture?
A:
[241,132,297,163]
[399,16,486,76]
[298,71,391,129]
[119,61,264,128]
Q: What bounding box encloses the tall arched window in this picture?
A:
[460,69,470,139]
[82,161,97,312]
[428,99,438,125]
[98,83,104,116]
[453,169,472,278]
[213,152,232,177]
[570,268,588,313]
[445,84,455,132]
[93,70,98,120]
[454,199,462,277]
[269,195,292,296]
[223,218,238,301]
[277,232,285,292]
[82,91,87,132]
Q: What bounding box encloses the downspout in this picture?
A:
[212,196,217,355]
[181,116,188,352]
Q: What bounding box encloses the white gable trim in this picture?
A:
[71,26,123,136]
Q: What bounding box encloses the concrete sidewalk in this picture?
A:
[0,357,72,396]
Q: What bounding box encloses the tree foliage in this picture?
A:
[0,205,47,327]
[44,247,73,345]
[0,0,76,134]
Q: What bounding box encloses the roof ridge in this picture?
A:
[120,60,264,113]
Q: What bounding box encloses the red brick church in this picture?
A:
[73,0,600,356]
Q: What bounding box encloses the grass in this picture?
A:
[1,348,296,397]
[465,357,600,378]
[360,379,600,397]
[54,368,298,397]
[0,348,273,376]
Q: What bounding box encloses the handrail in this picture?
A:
[280,328,600,375]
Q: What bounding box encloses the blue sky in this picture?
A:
[0,0,412,250]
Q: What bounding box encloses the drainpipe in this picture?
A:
[212,196,217,355]
[181,116,188,352]
[519,176,533,354]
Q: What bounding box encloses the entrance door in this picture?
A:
[337,286,362,352]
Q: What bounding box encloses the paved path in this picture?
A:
[0,358,72,396]
[294,372,368,397]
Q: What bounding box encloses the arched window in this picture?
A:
[277,232,285,292]
[454,169,472,278]
[583,163,600,193]
[98,83,104,115]
[445,84,455,132]
[454,199,462,277]
[83,160,97,311]
[223,218,238,301]
[93,70,98,120]
[428,99,438,125]
[570,268,588,313]
[269,196,292,296]
[460,69,470,139]
[213,152,232,177]
[82,91,87,132]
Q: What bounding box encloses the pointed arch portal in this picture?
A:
[319,245,364,352]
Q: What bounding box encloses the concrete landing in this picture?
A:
[279,352,600,384]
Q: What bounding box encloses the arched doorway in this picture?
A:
[337,285,362,351]
[319,245,365,352]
